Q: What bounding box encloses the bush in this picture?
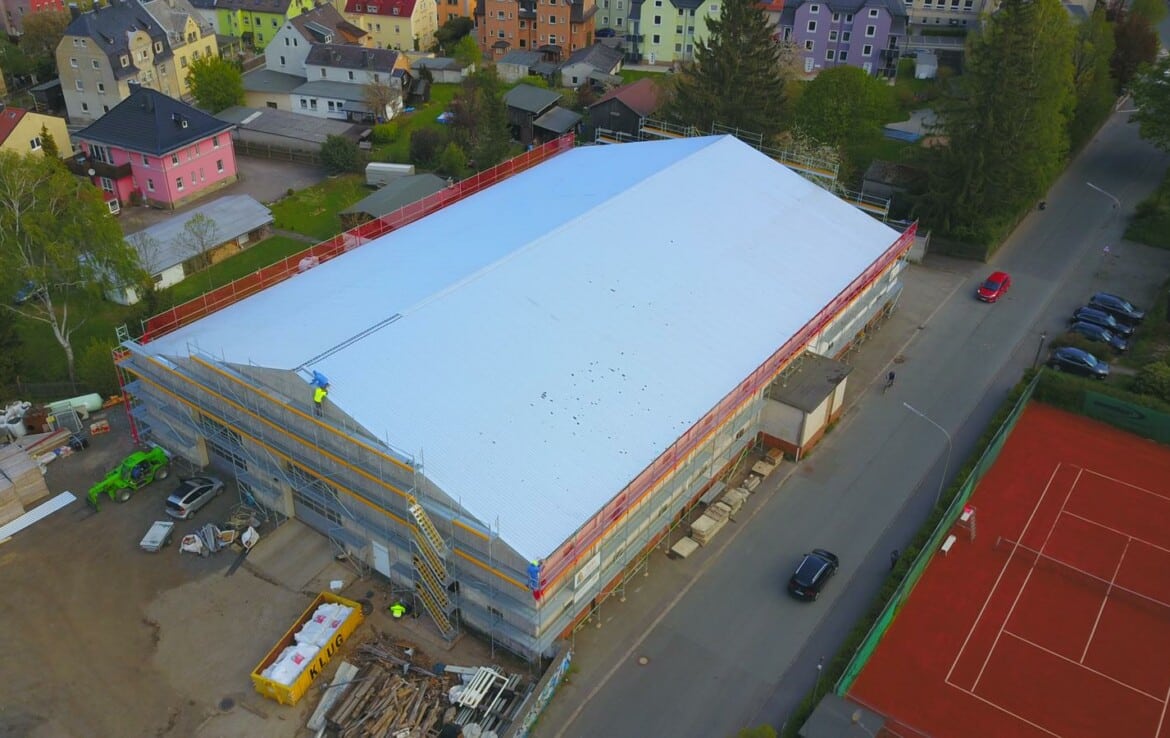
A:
[76,338,120,397]
[436,142,468,178]
[1131,361,1170,403]
[409,128,444,168]
[371,122,400,145]
[320,135,362,174]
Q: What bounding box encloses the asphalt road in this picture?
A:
[537,109,1170,738]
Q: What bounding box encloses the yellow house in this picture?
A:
[342,0,437,52]
[0,106,72,158]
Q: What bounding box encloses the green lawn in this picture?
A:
[163,235,311,306]
[619,69,668,84]
[269,176,369,240]
[370,83,461,164]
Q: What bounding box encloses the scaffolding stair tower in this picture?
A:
[408,500,459,640]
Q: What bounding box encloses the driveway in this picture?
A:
[117,157,327,235]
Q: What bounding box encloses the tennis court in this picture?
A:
[848,403,1170,737]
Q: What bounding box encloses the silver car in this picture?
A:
[165,476,224,520]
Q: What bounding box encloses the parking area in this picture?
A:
[0,409,518,738]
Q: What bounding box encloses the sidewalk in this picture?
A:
[530,254,978,737]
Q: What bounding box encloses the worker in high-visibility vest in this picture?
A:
[390,601,407,619]
[313,383,328,417]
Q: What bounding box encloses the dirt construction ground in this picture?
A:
[0,410,521,738]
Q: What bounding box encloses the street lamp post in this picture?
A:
[1032,331,1047,369]
[903,402,953,508]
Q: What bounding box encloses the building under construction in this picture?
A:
[117,134,915,661]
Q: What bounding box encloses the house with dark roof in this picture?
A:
[341,0,438,52]
[559,42,623,87]
[778,0,907,77]
[586,77,661,138]
[72,86,238,210]
[503,83,580,144]
[215,0,318,50]
[266,4,369,76]
[411,55,472,83]
[294,44,413,120]
[0,106,71,159]
[55,0,218,123]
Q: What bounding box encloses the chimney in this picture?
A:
[68,2,80,18]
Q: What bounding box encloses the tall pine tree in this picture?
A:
[664,0,787,138]
[919,0,1074,242]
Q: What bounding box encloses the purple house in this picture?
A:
[779,0,907,78]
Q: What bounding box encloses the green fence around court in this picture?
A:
[1081,391,1170,443]
[834,371,1040,695]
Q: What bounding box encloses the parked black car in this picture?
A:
[1089,292,1145,325]
[1047,347,1110,379]
[1071,306,1134,338]
[1069,321,1128,353]
[787,549,839,601]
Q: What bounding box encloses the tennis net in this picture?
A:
[994,536,1170,622]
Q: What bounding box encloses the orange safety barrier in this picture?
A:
[141,134,576,343]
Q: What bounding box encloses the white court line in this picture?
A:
[1082,538,1131,663]
[1003,630,1164,701]
[1155,664,1170,738]
[971,468,1082,691]
[1081,467,1170,504]
[944,679,1062,738]
[1063,510,1170,557]
[946,463,1074,685]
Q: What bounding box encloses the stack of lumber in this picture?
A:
[0,443,50,526]
[751,459,778,479]
[720,488,749,517]
[691,502,732,545]
[326,636,456,737]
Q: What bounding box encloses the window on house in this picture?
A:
[804,39,814,50]
[709,3,718,11]
[832,11,839,20]
[320,68,326,77]
[862,43,872,54]
[279,55,285,65]
[653,14,660,23]
[843,30,851,40]
[869,7,878,15]
[285,37,290,45]
[300,99,308,108]
[97,82,106,93]
[676,25,682,32]
[964,0,973,7]
[839,51,847,61]
[99,177,114,192]
[826,49,835,60]
[29,137,42,151]
[271,18,277,26]
[616,17,623,25]
[809,3,819,12]
[373,73,379,82]
[652,33,660,42]
[81,102,89,112]
[155,41,164,52]
[171,153,180,165]
[75,80,84,91]
[348,70,354,79]
[865,24,875,36]
[176,177,184,191]
[807,20,816,31]
[103,105,109,113]
[70,57,78,68]
[147,178,155,192]
[549,14,556,22]
[142,154,149,165]
[216,159,224,173]
[310,99,318,110]
[950,0,959,7]
[213,135,220,148]
[845,13,853,21]
[90,59,100,69]
[180,56,188,68]
[829,30,837,40]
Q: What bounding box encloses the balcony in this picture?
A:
[879,48,900,61]
[66,154,132,181]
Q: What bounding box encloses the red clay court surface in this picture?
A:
[849,403,1170,738]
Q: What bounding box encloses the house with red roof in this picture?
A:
[342,0,437,52]
[585,77,662,139]
[0,105,71,159]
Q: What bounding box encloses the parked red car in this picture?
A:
[976,271,1012,303]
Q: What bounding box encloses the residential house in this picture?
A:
[266,4,369,76]
[71,86,237,211]
[435,0,473,23]
[342,0,438,52]
[0,105,71,157]
[217,104,363,146]
[28,79,66,115]
[294,44,412,120]
[477,0,597,62]
[1,0,64,37]
[113,194,273,304]
[625,0,722,65]
[778,0,907,77]
[503,83,580,144]
[241,68,307,109]
[215,0,318,50]
[56,0,218,124]
[586,76,660,138]
[592,0,629,40]
[902,0,986,39]
[559,41,622,87]
[411,55,472,83]
[339,173,447,228]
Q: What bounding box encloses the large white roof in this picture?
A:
[149,135,899,560]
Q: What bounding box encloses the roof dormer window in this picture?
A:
[121,55,130,67]
[154,41,163,52]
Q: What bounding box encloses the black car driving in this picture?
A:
[787,549,839,601]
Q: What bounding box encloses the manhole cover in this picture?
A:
[637,656,650,666]
[219,697,235,712]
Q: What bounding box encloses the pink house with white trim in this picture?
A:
[71,85,238,211]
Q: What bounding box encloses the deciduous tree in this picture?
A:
[791,66,897,147]
[186,56,245,113]
[664,0,788,137]
[21,9,71,77]
[1068,6,1116,149]
[320,135,362,174]
[449,68,510,168]
[0,151,141,381]
[917,0,1074,242]
[434,16,474,51]
[1111,7,1159,90]
[1130,55,1170,151]
[363,80,401,121]
[452,35,480,68]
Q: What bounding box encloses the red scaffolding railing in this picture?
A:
[140,133,576,343]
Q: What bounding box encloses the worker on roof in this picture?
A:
[390,601,408,619]
[313,383,328,417]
